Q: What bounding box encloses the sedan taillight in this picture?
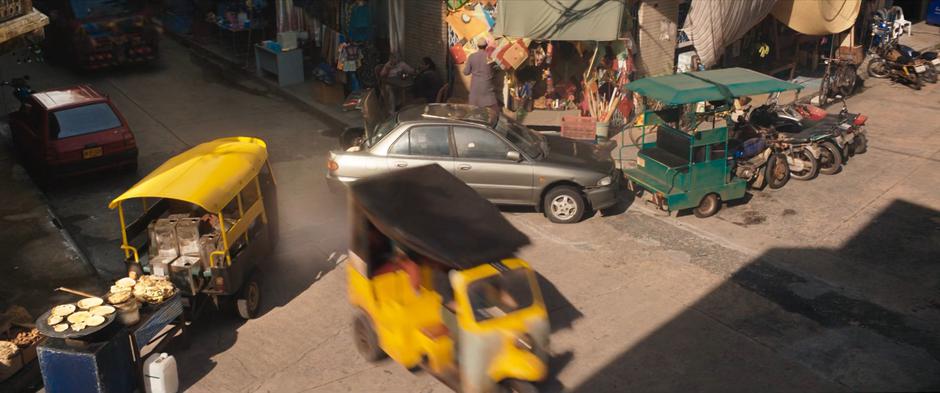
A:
[327,158,339,171]
[122,132,136,146]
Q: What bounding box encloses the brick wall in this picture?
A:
[636,0,678,77]
[402,0,447,74]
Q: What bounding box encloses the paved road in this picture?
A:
[2,38,939,392]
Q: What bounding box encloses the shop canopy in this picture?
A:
[626,67,802,105]
[493,0,624,41]
[349,164,530,269]
[109,137,268,213]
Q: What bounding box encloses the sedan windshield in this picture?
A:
[50,103,122,139]
[366,117,397,147]
[494,116,545,159]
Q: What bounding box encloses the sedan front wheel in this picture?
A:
[544,186,585,224]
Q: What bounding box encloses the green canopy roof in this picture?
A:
[626,68,802,105]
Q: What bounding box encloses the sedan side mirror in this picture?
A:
[506,151,522,162]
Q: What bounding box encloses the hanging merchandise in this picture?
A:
[497,39,528,70]
[446,9,489,41]
[450,44,468,64]
[347,0,372,42]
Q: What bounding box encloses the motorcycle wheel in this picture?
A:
[924,65,938,83]
[910,73,923,90]
[790,150,820,181]
[765,153,791,189]
[818,141,843,175]
[867,58,890,79]
[853,133,869,155]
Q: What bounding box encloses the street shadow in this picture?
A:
[537,272,583,334]
[570,199,940,392]
[162,305,241,390]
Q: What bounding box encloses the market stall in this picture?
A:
[446,0,636,141]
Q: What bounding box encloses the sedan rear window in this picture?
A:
[50,103,122,139]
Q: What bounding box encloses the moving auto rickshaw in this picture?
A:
[346,164,550,393]
[109,137,279,319]
[621,68,802,217]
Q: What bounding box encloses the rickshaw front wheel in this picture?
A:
[236,271,262,319]
[353,311,386,361]
[500,379,538,393]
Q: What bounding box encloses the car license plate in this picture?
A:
[915,65,927,73]
[637,157,645,167]
[82,147,103,159]
[932,58,940,66]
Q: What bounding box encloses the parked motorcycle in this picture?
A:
[0,75,33,106]
[747,93,868,178]
[728,121,791,189]
[868,42,930,88]
[896,44,939,83]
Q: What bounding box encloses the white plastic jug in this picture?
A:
[143,353,179,393]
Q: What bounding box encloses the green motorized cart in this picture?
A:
[621,68,802,217]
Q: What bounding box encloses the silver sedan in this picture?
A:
[327,102,621,223]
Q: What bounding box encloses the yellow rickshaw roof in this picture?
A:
[109,137,268,212]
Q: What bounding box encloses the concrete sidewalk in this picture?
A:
[0,126,102,392]
[0,128,101,320]
[166,32,360,130]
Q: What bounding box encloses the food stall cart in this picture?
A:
[35,283,184,393]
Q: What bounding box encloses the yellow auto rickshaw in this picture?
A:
[108,137,279,319]
[346,164,550,393]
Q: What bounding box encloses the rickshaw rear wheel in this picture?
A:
[693,193,721,218]
[236,271,262,319]
[500,379,538,393]
[353,311,385,361]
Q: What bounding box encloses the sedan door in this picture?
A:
[452,126,533,205]
[385,125,455,173]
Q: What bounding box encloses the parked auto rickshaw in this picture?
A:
[346,164,549,393]
[621,67,802,217]
[108,137,279,319]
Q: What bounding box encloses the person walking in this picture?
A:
[463,37,499,120]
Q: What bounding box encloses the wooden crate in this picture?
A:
[0,0,31,23]
[561,116,596,141]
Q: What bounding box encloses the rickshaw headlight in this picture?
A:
[515,334,536,352]
[596,176,612,187]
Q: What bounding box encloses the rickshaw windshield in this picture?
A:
[468,269,534,322]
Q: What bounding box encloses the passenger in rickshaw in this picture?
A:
[468,272,532,321]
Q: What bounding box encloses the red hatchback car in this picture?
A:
[8,85,138,179]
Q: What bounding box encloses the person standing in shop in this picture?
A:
[463,37,499,120]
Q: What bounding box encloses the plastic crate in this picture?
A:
[561,116,596,141]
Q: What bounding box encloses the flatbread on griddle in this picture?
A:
[51,304,76,317]
[85,315,106,327]
[67,311,91,324]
